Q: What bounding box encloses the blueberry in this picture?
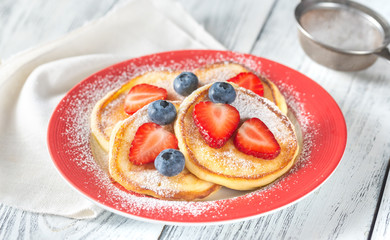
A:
[148,100,177,125]
[155,149,185,177]
[173,72,199,96]
[208,82,236,104]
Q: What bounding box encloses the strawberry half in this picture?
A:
[124,84,167,115]
[129,122,178,165]
[193,101,240,148]
[234,118,280,159]
[227,72,264,96]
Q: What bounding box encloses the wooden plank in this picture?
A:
[371,160,390,240]
[179,0,276,53]
[360,1,390,238]
[0,0,122,60]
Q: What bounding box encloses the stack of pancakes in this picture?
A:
[90,62,299,201]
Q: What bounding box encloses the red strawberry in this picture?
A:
[129,122,178,165]
[227,72,264,96]
[193,101,240,148]
[234,118,280,159]
[124,84,167,115]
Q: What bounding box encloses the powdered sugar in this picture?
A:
[232,88,294,145]
[277,83,318,172]
[53,51,321,222]
[132,170,180,197]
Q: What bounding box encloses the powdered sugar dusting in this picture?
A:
[278,82,318,172]
[232,88,294,145]
[54,51,322,222]
[132,170,180,197]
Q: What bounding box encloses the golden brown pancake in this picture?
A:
[91,70,182,151]
[109,102,220,200]
[174,84,299,190]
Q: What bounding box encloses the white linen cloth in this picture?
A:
[0,0,274,219]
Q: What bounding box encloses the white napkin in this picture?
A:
[0,0,224,219]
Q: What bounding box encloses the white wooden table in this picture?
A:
[1,0,390,239]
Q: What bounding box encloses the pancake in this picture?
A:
[91,62,287,152]
[194,62,288,114]
[108,102,220,200]
[174,84,299,190]
[91,70,182,151]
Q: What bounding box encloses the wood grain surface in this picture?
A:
[1,0,390,239]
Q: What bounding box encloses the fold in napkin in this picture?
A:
[0,0,224,219]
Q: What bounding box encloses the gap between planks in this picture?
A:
[368,157,390,240]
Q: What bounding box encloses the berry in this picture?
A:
[124,84,167,115]
[154,149,185,177]
[148,100,177,125]
[173,72,199,96]
[208,82,236,104]
[193,101,240,148]
[227,72,264,96]
[129,122,178,165]
[234,118,280,159]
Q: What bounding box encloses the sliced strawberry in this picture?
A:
[227,72,264,96]
[193,101,240,148]
[234,118,280,159]
[129,122,178,165]
[124,84,167,115]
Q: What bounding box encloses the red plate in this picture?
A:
[47,50,347,225]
